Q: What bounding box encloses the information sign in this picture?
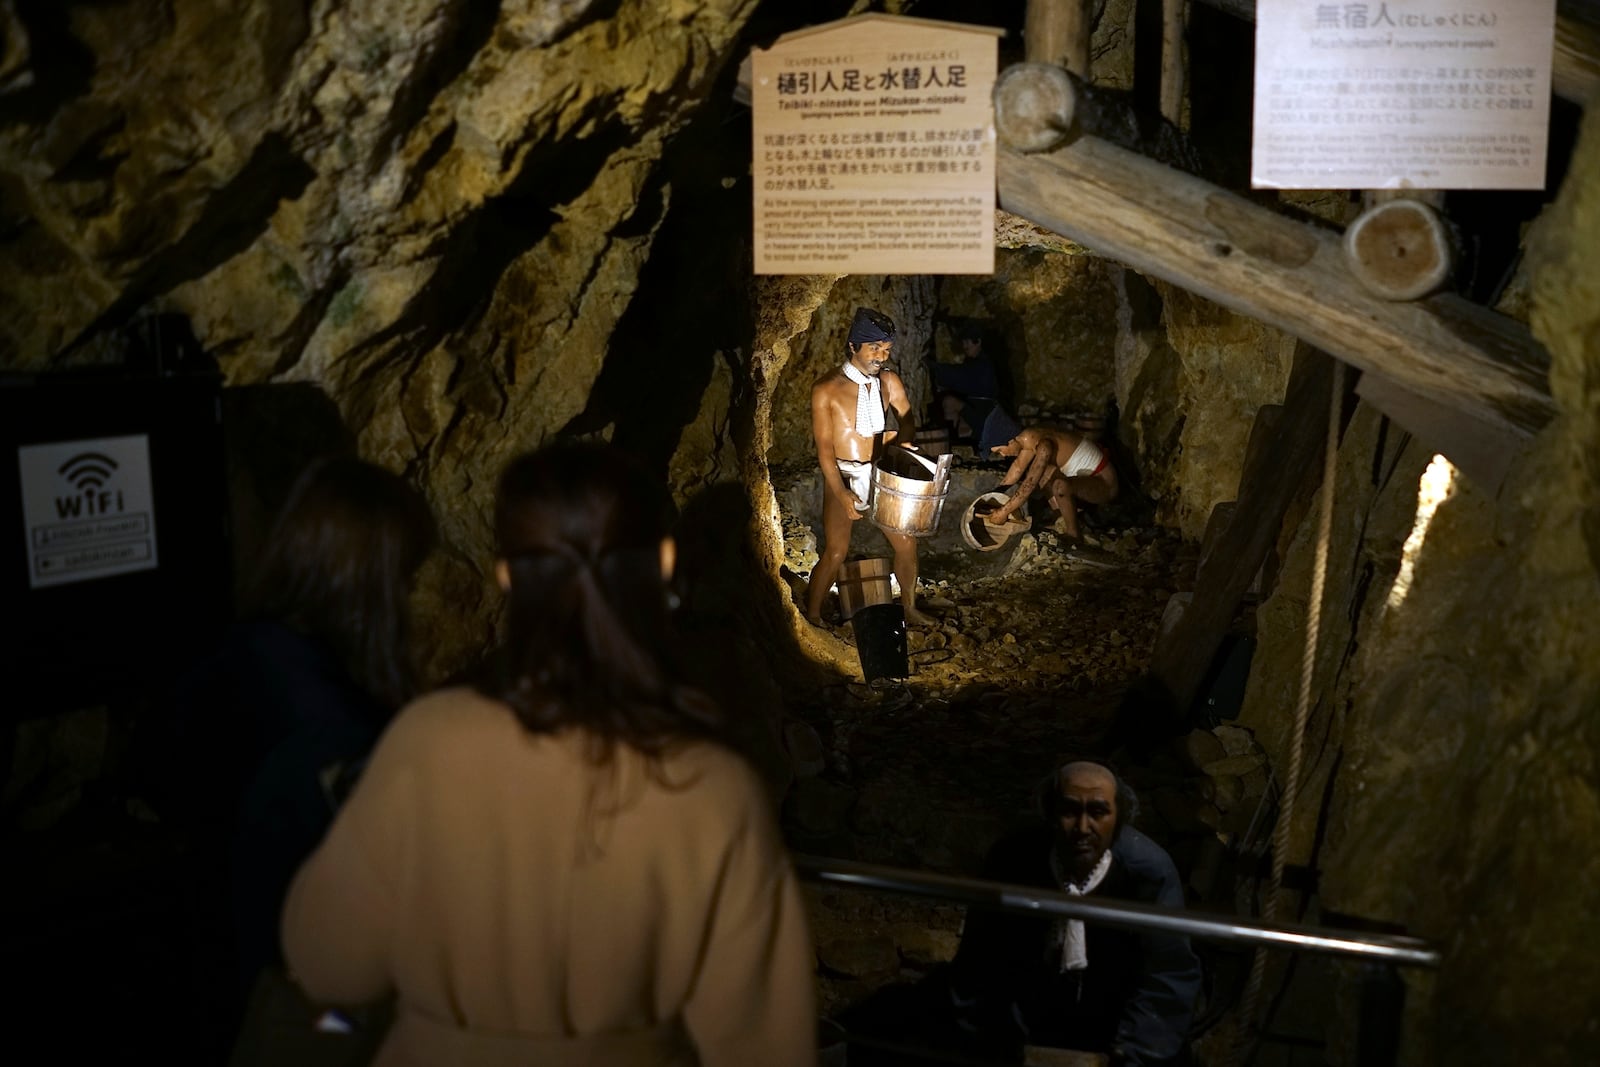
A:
[752,14,1002,274]
[1253,0,1557,189]
[18,434,160,589]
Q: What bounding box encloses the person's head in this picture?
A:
[491,442,725,758]
[957,320,984,360]
[1040,759,1140,881]
[250,457,436,709]
[846,306,896,377]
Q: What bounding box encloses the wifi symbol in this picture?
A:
[59,452,119,492]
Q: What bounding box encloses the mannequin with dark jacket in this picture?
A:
[948,761,1202,1066]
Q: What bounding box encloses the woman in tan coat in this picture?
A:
[282,443,817,1067]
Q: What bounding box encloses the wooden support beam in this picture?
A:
[1192,0,1599,107]
[1151,348,1336,719]
[1026,0,1093,76]
[995,134,1555,441]
[1357,369,1530,494]
[1344,190,1454,302]
[1161,0,1189,126]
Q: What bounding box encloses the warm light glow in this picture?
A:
[1386,453,1457,611]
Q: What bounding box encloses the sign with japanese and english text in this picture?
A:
[18,434,159,589]
[752,15,1002,274]
[1253,0,1556,189]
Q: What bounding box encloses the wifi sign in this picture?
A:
[19,433,160,588]
[55,451,125,519]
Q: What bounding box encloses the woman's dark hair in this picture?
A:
[249,457,435,708]
[491,442,729,760]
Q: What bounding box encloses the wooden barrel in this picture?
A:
[837,557,893,621]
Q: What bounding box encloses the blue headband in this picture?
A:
[848,307,896,347]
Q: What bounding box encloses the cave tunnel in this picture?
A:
[3,1,1600,1065]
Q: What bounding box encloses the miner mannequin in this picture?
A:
[806,306,932,627]
[986,425,1118,540]
[947,761,1201,1065]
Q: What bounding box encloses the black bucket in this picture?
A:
[851,602,908,683]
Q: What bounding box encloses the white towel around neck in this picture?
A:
[1058,848,1113,972]
[842,362,886,436]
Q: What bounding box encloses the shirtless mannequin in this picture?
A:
[806,307,933,627]
[986,426,1118,540]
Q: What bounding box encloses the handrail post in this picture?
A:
[1354,962,1406,1067]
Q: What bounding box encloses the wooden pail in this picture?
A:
[837,557,894,621]
[869,448,952,537]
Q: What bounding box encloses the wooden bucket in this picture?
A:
[837,557,893,621]
[869,448,952,537]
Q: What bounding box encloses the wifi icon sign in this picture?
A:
[59,452,120,492]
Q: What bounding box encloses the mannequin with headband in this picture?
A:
[805,306,934,628]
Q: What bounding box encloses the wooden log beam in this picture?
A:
[1026,0,1093,75]
[1344,190,1454,302]
[1357,369,1529,493]
[1192,0,1599,107]
[1150,348,1336,720]
[995,135,1555,440]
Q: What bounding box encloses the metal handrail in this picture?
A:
[795,855,1440,969]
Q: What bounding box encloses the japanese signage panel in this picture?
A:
[752,15,1001,275]
[18,434,160,589]
[1253,0,1556,189]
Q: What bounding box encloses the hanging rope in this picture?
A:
[1230,359,1344,1064]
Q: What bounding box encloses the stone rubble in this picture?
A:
[780,514,1277,1022]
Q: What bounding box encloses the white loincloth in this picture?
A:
[837,460,873,511]
[1059,437,1107,478]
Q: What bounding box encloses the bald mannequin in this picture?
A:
[946,759,1200,1065]
[1054,761,1120,884]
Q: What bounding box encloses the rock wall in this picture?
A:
[0,0,773,683]
[1235,104,1600,1066]
[764,276,937,469]
[935,248,1120,416]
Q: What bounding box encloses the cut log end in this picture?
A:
[994,63,1079,153]
[1343,199,1454,301]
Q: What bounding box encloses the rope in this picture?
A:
[1230,360,1344,1064]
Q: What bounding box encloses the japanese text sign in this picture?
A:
[1253,0,1556,189]
[752,14,1001,275]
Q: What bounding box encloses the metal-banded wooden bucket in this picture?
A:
[869,448,952,537]
[837,557,894,621]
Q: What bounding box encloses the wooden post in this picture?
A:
[1343,190,1454,302]
[1160,0,1189,127]
[1026,0,1093,77]
[995,135,1555,442]
[1150,347,1337,720]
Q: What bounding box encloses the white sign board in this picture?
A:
[1253,0,1556,189]
[18,434,160,589]
[752,14,1001,275]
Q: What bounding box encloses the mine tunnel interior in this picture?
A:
[4,0,1600,1065]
